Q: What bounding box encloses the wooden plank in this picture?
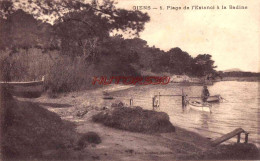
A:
[0,80,44,87]
[0,76,44,87]
[211,128,245,146]
[188,96,201,99]
[154,94,182,97]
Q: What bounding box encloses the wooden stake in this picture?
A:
[130,98,133,107]
[158,92,160,108]
[182,88,185,108]
[237,133,241,143]
[245,133,249,143]
[152,97,155,110]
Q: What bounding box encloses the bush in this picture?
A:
[76,132,101,150]
[182,143,260,160]
[92,106,175,133]
[1,95,79,159]
[46,56,95,93]
[202,143,260,160]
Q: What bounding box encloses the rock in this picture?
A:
[102,106,108,110]
[118,102,124,107]
[111,101,124,108]
[76,110,88,117]
[125,149,134,153]
[76,132,101,150]
[92,155,100,160]
[134,106,143,110]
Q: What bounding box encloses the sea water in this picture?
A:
[108,81,259,147]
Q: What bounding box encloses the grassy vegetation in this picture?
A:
[92,106,175,133]
[0,48,98,93]
[181,143,260,160]
[202,143,260,160]
[1,94,76,160]
[0,91,99,160]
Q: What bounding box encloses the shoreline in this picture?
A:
[17,93,212,160]
[11,85,260,160]
[221,76,259,82]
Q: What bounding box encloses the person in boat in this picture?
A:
[201,85,210,102]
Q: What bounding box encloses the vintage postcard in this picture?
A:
[0,0,259,160]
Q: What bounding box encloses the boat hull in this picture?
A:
[1,80,44,98]
[206,95,221,103]
[189,95,222,103]
[103,96,114,99]
[188,101,212,113]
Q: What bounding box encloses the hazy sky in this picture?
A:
[115,0,259,72]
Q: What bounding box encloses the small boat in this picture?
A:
[188,95,222,103]
[0,77,44,98]
[102,91,114,99]
[188,100,212,113]
[103,96,114,99]
[206,95,222,103]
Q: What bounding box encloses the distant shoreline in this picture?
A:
[221,76,260,82]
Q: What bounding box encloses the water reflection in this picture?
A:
[200,113,209,129]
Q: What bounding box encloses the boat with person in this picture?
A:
[188,95,223,103]
[0,76,44,98]
[206,95,223,103]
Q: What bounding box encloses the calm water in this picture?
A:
[103,81,259,147]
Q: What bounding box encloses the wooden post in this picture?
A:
[181,88,185,108]
[182,95,185,108]
[130,98,133,107]
[158,92,160,108]
[152,97,155,110]
[237,133,241,143]
[245,133,249,143]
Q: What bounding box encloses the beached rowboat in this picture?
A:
[0,77,44,98]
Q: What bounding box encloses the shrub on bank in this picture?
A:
[92,106,175,133]
[1,92,103,160]
[46,56,92,93]
[76,132,101,150]
[1,95,79,159]
[202,143,260,160]
[0,48,57,82]
[0,48,97,93]
[181,143,260,160]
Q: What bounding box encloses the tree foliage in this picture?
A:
[167,48,193,74]
[0,0,150,55]
[0,0,219,88]
[191,54,217,76]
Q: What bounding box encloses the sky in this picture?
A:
[115,0,259,72]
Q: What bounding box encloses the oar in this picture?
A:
[220,96,229,102]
